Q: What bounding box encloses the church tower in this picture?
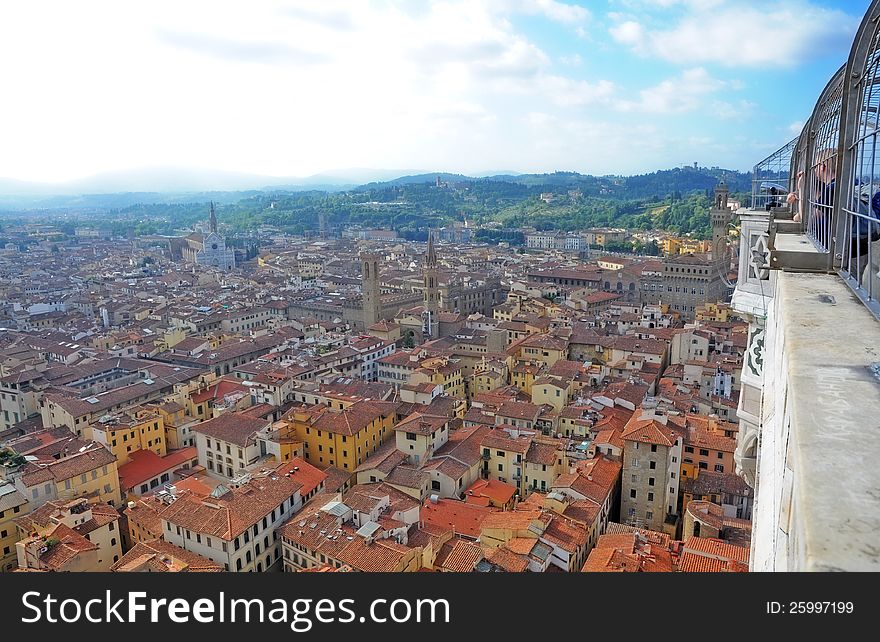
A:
[423,230,439,339]
[710,181,731,263]
[361,251,381,330]
[209,201,218,234]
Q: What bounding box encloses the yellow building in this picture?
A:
[473,365,507,396]
[409,357,466,399]
[510,362,543,395]
[480,428,533,495]
[89,409,166,466]
[155,326,189,352]
[147,400,188,450]
[289,400,399,472]
[0,481,30,572]
[523,440,565,493]
[662,236,713,257]
[123,496,166,548]
[660,237,681,256]
[695,302,743,323]
[511,333,568,368]
[16,441,122,508]
[531,377,572,412]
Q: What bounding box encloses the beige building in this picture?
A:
[14,498,122,571]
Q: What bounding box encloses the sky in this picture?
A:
[0,0,869,185]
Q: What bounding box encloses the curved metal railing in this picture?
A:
[769,1,880,319]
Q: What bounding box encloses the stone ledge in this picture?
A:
[779,271,880,570]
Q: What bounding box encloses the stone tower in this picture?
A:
[423,230,439,339]
[711,181,731,263]
[209,201,218,234]
[361,251,381,330]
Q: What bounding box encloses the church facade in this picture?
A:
[182,203,236,271]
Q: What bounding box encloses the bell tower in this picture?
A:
[711,181,731,263]
[360,251,381,330]
[423,230,439,339]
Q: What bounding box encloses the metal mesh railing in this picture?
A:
[751,138,797,211]
[806,71,844,253]
[758,1,880,320]
[842,30,880,317]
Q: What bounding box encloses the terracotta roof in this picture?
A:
[440,539,484,572]
[421,498,496,539]
[463,478,517,507]
[484,544,529,572]
[111,539,224,572]
[117,447,197,491]
[159,472,303,541]
[191,412,268,447]
[679,537,749,572]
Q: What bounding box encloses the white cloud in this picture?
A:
[619,67,731,114]
[609,20,643,46]
[608,1,859,67]
[788,121,806,136]
[0,0,817,182]
[712,99,758,121]
[494,0,592,24]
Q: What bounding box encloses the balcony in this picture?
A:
[732,4,880,571]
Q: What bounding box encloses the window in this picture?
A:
[650,444,657,453]
[648,477,655,486]
[647,492,654,502]
[649,461,656,470]
[646,511,653,521]
[714,464,724,473]
[699,449,709,457]
[497,463,503,472]
[629,489,636,499]
[717,452,724,459]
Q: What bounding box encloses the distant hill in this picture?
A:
[354,166,750,200]
[0,164,751,243]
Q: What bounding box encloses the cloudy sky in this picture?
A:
[0,0,867,183]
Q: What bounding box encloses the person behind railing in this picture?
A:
[848,183,880,298]
[766,187,781,211]
[788,150,836,244]
[787,170,805,222]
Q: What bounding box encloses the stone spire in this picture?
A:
[426,229,438,268]
[423,229,439,339]
[209,201,218,234]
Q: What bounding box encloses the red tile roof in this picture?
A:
[420,498,496,539]
[117,447,197,491]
